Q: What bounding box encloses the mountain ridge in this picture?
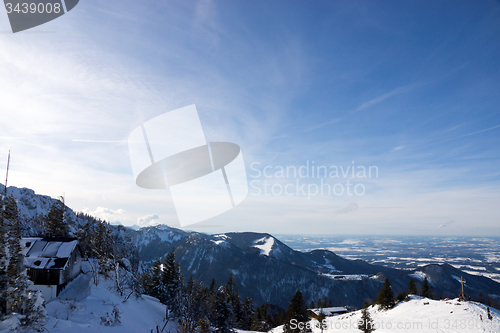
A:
[3,184,500,309]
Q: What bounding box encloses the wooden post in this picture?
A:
[459,276,466,300]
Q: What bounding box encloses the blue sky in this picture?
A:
[0,0,499,235]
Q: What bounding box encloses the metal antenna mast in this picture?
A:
[2,150,10,216]
[4,150,10,199]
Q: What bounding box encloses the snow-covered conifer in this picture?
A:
[4,195,30,313]
[44,197,69,238]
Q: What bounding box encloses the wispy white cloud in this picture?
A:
[81,206,127,223]
[336,202,359,214]
[352,85,415,113]
[439,220,455,228]
[301,118,342,133]
[72,140,126,143]
[462,125,500,137]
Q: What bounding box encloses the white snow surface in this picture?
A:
[0,269,170,333]
[56,241,79,258]
[253,236,274,256]
[270,296,500,333]
[322,274,368,280]
[409,270,428,281]
[45,274,168,333]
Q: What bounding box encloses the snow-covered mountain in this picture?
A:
[132,224,500,309]
[0,184,79,235]
[4,184,500,310]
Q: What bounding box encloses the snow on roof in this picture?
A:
[20,238,42,256]
[310,307,348,316]
[25,257,51,269]
[56,240,78,258]
[22,238,78,270]
[42,242,63,257]
[24,257,69,269]
[27,240,48,257]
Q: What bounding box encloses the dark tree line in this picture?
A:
[0,195,46,329]
[250,303,286,331]
[140,248,334,332]
[141,249,255,332]
[370,276,443,310]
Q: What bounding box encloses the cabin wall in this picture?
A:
[27,268,60,285]
[61,249,82,284]
[30,284,57,302]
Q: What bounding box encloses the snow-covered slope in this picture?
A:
[270,296,500,333]
[0,270,169,333]
[253,236,275,256]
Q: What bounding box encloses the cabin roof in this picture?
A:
[309,307,348,316]
[21,238,79,270]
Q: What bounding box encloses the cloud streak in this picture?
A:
[462,125,500,137]
[352,85,415,113]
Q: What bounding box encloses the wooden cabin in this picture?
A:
[309,306,349,319]
[21,238,83,301]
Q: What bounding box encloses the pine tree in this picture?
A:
[44,197,69,238]
[4,195,30,313]
[0,196,8,318]
[358,308,375,333]
[316,309,327,333]
[316,297,328,309]
[223,273,242,329]
[283,289,310,333]
[151,259,165,301]
[176,276,200,333]
[240,296,254,330]
[214,288,231,333]
[205,278,217,325]
[376,278,395,310]
[162,248,181,315]
[250,306,265,332]
[142,259,164,302]
[251,304,271,332]
[408,278,417,295]
[396,291,408,303]
[421,277,430,298]
[19,290,46,330]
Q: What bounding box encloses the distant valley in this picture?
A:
[277,235,500,283]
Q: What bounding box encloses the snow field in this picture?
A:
[41,272,169,333]
[270,296,500,333]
